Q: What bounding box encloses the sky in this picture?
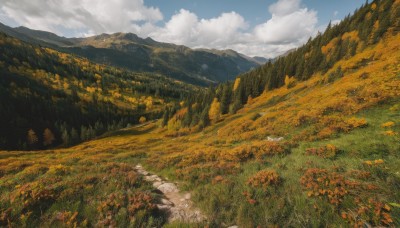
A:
[0,0,365,58]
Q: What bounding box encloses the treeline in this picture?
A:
[0,33,194,150]
[166,0,398,130]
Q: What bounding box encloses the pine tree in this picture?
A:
[182,104,193,127]
[80,126,88,141]
[220,84,232,115]
[61,129,70,146]
[199,105,210,129]
[162,109,170,127]
[70,128,79,145]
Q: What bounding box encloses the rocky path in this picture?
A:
[134,164,205,223]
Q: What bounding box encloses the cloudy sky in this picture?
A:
[0,0,364,58]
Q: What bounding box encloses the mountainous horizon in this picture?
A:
[0,22,264,86]
[0,0,399,227]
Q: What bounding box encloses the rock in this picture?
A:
[152,181,163,188]
[184,193,191,200]
[161,198,174,205]
[157,183,179,193]
[267,136,284,142]
[156,204,171,210]
[145,175,161,182]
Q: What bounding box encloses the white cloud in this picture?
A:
[0,0,163,36]
[254,0,317,45]
[148,10,247,48]
[0,0,319,58]
[268,0,301,16]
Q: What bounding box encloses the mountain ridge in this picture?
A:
[0,22,261,86]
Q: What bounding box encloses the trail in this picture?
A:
[134,164,205,223]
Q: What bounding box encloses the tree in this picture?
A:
[220,84,232,115]
[27,129,38,145]
[208,98,221,122]
[43,128,55,146]
[139,116,147,124]
[162,109,170,127]
[80,126,88,141]
[199,105,210,129]
[61,129,70,146]
[182,104,193,127]
[70,128,79,145]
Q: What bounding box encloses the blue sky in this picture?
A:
[0,0,365,57]
[146,0,364,28]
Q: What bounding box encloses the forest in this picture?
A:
[0,34,196,150]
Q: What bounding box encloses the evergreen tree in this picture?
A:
[61,129,70,146]
[199,105,210,129]
[162,109,170,127]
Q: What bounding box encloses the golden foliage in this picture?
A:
[233,78,241,91]
[321,37,340,55]
[139,116,147,124]
[342,31,360,42]
[381,121,395,128]
[305,144,338,159]
[247,169,280,191]
[209,98,221,121]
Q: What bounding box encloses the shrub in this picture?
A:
[381,121,395,128]
[342,198,393,226]
[247,169,280,191]
[300,168,349,206]
[305,144,338,159]
[252,141,287,160]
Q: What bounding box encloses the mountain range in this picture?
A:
[0,22,264,86]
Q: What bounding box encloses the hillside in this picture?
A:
[0,32,196,150]
[1,28,398,226]
[0,24,261,86]
[0,0,399,227]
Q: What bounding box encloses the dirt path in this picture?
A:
[134,164,205,223]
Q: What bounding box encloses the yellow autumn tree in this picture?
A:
[27,129,38,145]
[209,98,221,121]
[233,78,241,91]
[43,128,55,146]
[284,75,296,88]
[139,116,147,124]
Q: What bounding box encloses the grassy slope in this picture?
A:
[1,32,400,227]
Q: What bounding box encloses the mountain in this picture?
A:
[252,56,269,64]
[0,23,260,86]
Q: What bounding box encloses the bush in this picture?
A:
[247,169,280,191]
